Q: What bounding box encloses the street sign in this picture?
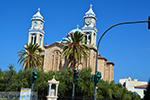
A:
[20,88,31,100]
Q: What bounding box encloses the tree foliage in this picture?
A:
[0,65,141,100]
[61,31,90,65]
[17,43,43,69]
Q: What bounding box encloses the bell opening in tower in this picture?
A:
[85,36,87,44]
[85,33,91,45]
[31,34,36,44]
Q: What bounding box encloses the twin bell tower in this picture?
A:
[27,8,45,51]
[27,5,98,51]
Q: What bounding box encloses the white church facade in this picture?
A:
[25,5,115,82]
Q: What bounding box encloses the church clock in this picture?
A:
[82,4,97,46]
[85,18,91,25]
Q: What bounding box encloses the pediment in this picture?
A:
[44,42,64,49]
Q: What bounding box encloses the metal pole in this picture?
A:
[94,20,150,100]
[72,78,75,100]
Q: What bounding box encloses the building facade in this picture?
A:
[119,77,148,98]
[26,5,115,82]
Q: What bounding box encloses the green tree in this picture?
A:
[61,31,90,99]
[17,68,33,89]
[0,68,5,91]
[0,66,141,100]
[57,68,73,97]
[61,31,90,67]
[17,43,43,69]
[76,68,94,98]
[3,64,20,91]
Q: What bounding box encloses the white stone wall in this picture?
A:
[119,77,148,98]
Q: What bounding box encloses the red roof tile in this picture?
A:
[134,84,148,89]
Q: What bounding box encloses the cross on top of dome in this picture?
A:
[90,4,92,8]
[38,8,40,12]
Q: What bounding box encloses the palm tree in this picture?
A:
[61,31,90,100]
[17,43,43,69]
[62,31,90,68]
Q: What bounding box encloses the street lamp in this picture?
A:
[94,20,150,100]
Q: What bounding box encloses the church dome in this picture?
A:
[68,25,83,34]
[60,25,83,43]
[32,8,44,21]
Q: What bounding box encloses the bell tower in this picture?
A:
[82,4,97,48]
[27,8,45,50]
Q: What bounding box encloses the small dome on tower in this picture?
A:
[32,8,43,20]
[85,4,96,17]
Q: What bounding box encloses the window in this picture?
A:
[54,52,58,71]
[85,33,91,44]
[85,36,87,44]
[31,34,36,44]
[33,21,37,27]
[52,55,54,68]
[51,51,61,71]
[123,82,126,87]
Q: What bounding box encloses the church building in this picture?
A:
[25,5,115,82]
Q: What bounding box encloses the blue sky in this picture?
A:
[0,0,150,83]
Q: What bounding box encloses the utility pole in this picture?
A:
[94,20,150,100]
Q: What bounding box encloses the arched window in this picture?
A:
[123,82,126,87]
[85,33,91,44]
[52,55,54,70]
[54,52,59,71]
[31,34,36,44]
[51,51,61,71]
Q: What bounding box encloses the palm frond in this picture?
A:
[61,31,90,68]
[17,43,43,69]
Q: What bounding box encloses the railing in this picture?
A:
[38,95,116,100]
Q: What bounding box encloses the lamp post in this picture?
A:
[94,20,150,100]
